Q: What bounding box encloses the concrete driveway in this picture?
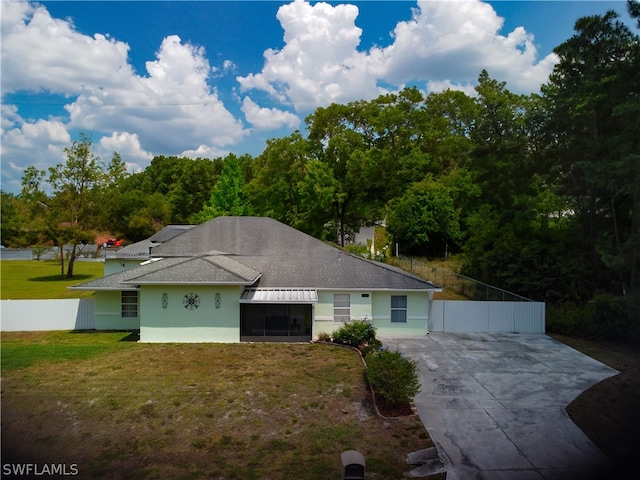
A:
[379,333,619,480]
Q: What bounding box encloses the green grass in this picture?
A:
[1,332,436,479]
[0,260,102,299]
[1,330,136,370]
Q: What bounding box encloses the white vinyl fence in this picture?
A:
[1,299,95,331]
[429,300,545,333]
[1,299,545,334]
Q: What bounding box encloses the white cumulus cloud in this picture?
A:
[0,109,70,192]
[375,0,558,93]
[0,1,247,192]
[238,0,385,111]
[1,0,134,95]
[179,144,231,160]
[241,97,300,130]
[239,0,558,111]
[63,34,246,153]
[97,132,154,174]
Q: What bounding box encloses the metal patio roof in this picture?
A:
[240,288,318,304]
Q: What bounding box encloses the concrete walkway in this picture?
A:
[379,333,619,480]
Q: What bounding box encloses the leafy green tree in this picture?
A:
[386,175,461,256]
[46,134,111,277]
[107,190,171,242]
[190,154,251,223]
[542,11,640,295]
[295,160,337,238]
[131,155,221,224]
[17,166,60,250]
[306,103,379,245]
[470,70,537,212]
[17,136,113,276]
[0,191,33,247]
[460,72,570,299]
[246,132,310,227]
[422,89,477,174]
[169,157,222,223]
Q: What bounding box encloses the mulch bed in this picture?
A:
[374,392,415,417]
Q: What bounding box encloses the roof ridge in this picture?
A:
[123,257,189,282]
[202,255,261,283]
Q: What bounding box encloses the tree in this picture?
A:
[386,175,461,256]
[295,160,338,238]
[19,134,114,277]
[0,191,32,247]
[629,0,640,28]
[306,103,379,245]
[46,134,112,277]
[107,190,171,242]
[245,132,310,227]
[457,72,575,300]
[19,166,70,273]
[131,155,222,224]
[470,70,537,212]
[190,154,251,223]
[542,11,640,295]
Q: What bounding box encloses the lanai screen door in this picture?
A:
[240,304,312,340]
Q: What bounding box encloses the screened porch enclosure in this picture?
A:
[240,304,312,341]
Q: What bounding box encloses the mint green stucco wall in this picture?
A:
[372,291,429,336]
[94,290,140,330]
[313,290,372,339]
[139,285,241,342]
[312,290,430,339]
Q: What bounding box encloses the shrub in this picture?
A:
[316,332,332,342]
[366,348,421,407]
[548,293,640,344]
[360,338,382,357]
[584,293,640,342]
[546,303,583,336]
[331,320,377,348]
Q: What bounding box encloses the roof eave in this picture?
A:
[67,286,139,291]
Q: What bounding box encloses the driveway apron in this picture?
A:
[380,333,618,480]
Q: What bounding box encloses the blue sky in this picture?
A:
[1,0,636,193]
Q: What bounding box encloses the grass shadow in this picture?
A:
[67,330,140,342]
[29,274,94,282]
[119,331,140,342]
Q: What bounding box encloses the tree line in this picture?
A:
[2,6,639,338]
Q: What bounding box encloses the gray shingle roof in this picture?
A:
[122,256,260,285]
[70,255,260,289]
[72,217,440,292]
[151,216,336,257]
[152,216,438,291]
[116,225,195,258]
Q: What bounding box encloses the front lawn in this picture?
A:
[1,332,434,479]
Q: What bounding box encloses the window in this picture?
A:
[391,295,407,323]
[122,290,139,318]
[333,294,350,323]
